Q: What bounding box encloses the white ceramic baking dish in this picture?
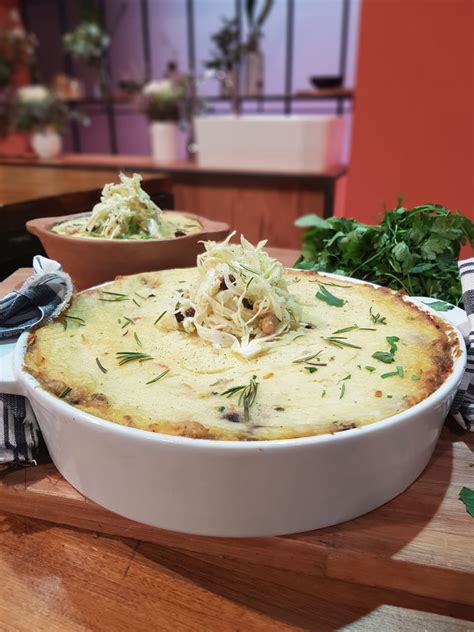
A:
[0,276,467,537]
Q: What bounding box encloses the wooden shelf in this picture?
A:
[295,88,354,99]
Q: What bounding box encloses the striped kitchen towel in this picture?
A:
[450,259,474,431]
[0,256,73,466]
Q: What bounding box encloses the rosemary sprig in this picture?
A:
[132,298,141,307]
[332,324,376,334]
[121,316,135,329]
[369,307,387,325]
[146,368,170,385]
[317,280,353,289]
[62,315,86,331]
[99,290,129,303]
[221,375,259,421]
[134,332,142,347]
[292,350,324,364]
[58,386,71,398]
[116,352,153,366]
[102,290,128,297]
[95,358,108,374]
[135,291,148,300]
[322,336,362,350]
[154,311,167,326]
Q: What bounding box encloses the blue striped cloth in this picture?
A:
[449,259,474,431]
[0,257,73,467]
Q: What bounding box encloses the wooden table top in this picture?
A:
[0,164,165,207]
[0,153,347,180]
[1,264,473,632]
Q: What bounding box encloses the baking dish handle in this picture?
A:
[0,339,23,396]
[410,297,469,341]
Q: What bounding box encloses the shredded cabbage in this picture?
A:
[84,172,175,239]
[161,233,302,358]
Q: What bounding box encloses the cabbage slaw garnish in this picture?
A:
[160,233,302,358]
[85,172,175,240]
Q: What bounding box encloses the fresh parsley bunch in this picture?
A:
[294,204,474,305]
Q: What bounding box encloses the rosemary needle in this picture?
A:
[95,358,108,374]
[154,311,166,325]
[146,369,170,385]
[116,352,152,366]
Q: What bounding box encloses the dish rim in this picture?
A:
[26,211,229,245]
[17,270,467,451]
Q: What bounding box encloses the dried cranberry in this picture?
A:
[219,274,237,291]
[242,298,253,310]
[175,311,184,323]
[224,412,241,423]
[174,230,186,237]
[185,307,195,317]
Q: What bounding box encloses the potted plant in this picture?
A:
[10,85,86,159]
[205,17,241,100]
[0,8,37,92]
[242,0,274,96]
[63,20,110,97]
[139,79,184,162]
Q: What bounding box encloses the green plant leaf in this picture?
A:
[459,487,474,517]
[422,300,454,312]
[315,285,345,307]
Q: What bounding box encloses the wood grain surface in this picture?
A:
[1,263,473,631]
[0,165,166,206]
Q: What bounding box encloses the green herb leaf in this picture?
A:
[423,300,454,312]
[341,374,351,380]
[134,332,142,347]
[322,336,361,350]
[321,389,326,398]
[332,325,358,334]
[146,368,170,385]
[381,366,404,379]
[316,285,345,308]
[58,386,71,398]
[294,204,474,306]
[372,351,395,364]
[459,487,474,517]
[154,311,167,326]
[365,365,376,372]
[411,374,420,381]
[116,352,153,366]
[293,350,324,364]
[339,383,346,399]
[95,357,108,374]
[99,291,129,302]
[304,366,318,373]
[386,336,400,354]
[369,307,387,325]
[64,315,86,327]
[121,316,135,329]
[221,375,259,421]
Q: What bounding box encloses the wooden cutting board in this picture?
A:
[1,268,473,613]
[1,426,472,609]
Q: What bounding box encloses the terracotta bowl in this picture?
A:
[27,212,230,290]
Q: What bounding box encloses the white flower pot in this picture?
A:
[31,129,62,160]
[149,121,178,162]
